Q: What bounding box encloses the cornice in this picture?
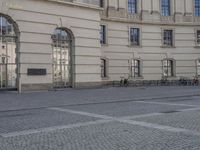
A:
[43,0,103,11]
[101,17,200,27]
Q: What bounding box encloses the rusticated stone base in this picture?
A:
[21,83,52,91]
[74,82,103,89]
[101,79,199,87]
[21,82,104,91]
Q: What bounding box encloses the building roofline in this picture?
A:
[45,0,103,11]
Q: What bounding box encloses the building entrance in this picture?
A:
[0,16,17,90]
[52,28,72,88]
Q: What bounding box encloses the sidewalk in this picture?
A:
[0,86,200,112]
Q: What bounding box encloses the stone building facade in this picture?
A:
[0,0,199,91]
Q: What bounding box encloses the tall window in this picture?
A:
[100,25,106,44]
[161,0,170,16]
[197,30,200,46]
[131,59,141,77]
[197,59,200,76]
[130,28,140,46]
[163,59,175,77]
[101,59,107,78]
[100,0,104,7]
[195,0,200,16]
[128,0,137,14]
[52,28,73,88]
[0,15,17,89]
[163,30,173,47]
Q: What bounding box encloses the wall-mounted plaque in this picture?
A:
[27,68,47,76]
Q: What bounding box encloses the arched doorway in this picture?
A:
[51,28,73,88]
[0,15,18,90]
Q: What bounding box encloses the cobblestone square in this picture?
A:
[0,86,200,149]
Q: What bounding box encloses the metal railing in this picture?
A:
[112,77,200,87]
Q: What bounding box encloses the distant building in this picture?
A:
[0,0,200,91]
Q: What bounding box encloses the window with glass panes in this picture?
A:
[100,0,104,7]
[163,60,174,77]
[197,59,200,76]
[131,59,141,77]
[128,0,137,14]
[163,30,173,46]
[130,28,140,46]
[101,59,107,78]
[100,25,106,44]
[195,0,200,16]
[197,30,200,45]
[161,0,170,16]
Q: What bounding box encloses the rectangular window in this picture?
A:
[100,0,104,7]
[128,0,137,14]
[163,60,174,77]
[161,0,170,16]
[100,25,106,44]
[101,59,107,78]
[131,59,141,77]
[163,30,173,46]
[195,0,200,16]
[130,28,140,46]
[197,60,200,76]
[197,30,200,46]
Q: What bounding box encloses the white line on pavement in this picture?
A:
[49,107,114,120]
[115,119,200,137]
[134,101,198,107]
[121,113,164,120]
[0,119,112,138]
[2,105,200,138]
[179,107,200,112]
[48,107,200,137]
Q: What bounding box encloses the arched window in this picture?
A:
[162,59,175,77]
[52,28,73,88]
[0,15,17,89]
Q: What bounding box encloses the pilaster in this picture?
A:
[141,0,152,21]
[174,0,184,22]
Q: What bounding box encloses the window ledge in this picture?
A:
[194,46,200,48]
[130,76,144,80]
[101,43,108,47]
[102,77,109,80]
[128,44,142,48]
[165,76,178,80]
[161,46,176,48]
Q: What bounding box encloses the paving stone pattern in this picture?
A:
[0,87,200,149]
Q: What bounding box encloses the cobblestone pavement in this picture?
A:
[0,86,200,149]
